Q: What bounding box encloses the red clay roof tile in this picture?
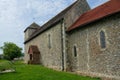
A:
[28,45,40,54]
[67,0,120,31]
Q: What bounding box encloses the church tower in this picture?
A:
[24,22,40,41]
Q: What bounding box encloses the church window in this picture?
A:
[100,30,106,49]
[48,34,51,49]
[73,45,77,57]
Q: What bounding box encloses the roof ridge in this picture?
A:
[24,22,40,32]
[24,1,78,44]
[67,0,120,31]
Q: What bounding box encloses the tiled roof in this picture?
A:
[67,0,120,32]
[28,45,40,54]
[24,1,77,44]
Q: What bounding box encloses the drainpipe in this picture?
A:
[61,19,67,71]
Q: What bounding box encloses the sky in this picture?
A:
[0,0,108,54]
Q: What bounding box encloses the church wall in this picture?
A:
[67,28,88,72]
[23,0,120,79]
[24,0,90,71]
[24,22,63,70]
[64,0,90,29]
[24,29,37,41]
[67,13,120,79]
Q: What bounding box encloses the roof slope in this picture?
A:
[24,1,77,44]
[67,0,120,32]
[24,22,40,32]
[28,45,40,54]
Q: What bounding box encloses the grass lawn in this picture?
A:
[0,60,101,80]
[0,60,15,72]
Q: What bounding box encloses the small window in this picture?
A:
[73,45,77,57]
[100,30,106,49]
[48,34,51,49]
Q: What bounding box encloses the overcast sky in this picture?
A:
[0,0,108,54]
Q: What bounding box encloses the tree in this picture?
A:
[0,42,22,60]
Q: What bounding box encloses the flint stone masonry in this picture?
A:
[64,0,90,29]
[24,0,120,79]
[25,23,63,70]
[24,23,40,41]
[24,0,90,71]
[67,12,120,79]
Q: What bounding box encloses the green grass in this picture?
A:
[0,60,101,80]
[0,60,15,72]
[0,60,8,62]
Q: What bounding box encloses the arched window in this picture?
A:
[73,45,77,57]
[48,34,51,49]
[100,30,106,49]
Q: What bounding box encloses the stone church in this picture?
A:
[24,0,120,79]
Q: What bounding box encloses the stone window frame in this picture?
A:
[73,44,78,57]
[47,33,52,49]
[98,29,107,50]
